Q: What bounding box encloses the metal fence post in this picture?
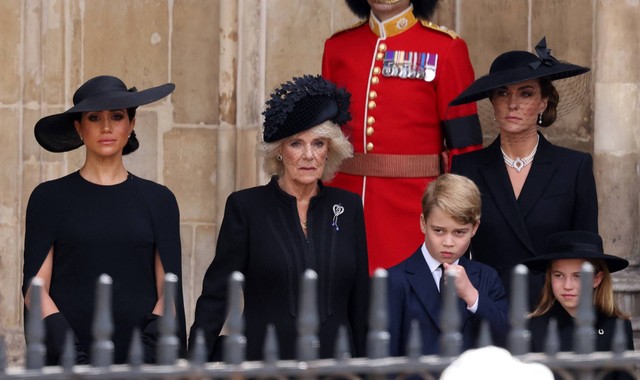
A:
[157,273,180,365]
[508,264,530,355]
[25,277,45,370]
[440,270,462,357]
[367,268,389,359]
[296,269,319,362]
[91,274,114,367]
[574,262,595,355]
[223,271,246,364]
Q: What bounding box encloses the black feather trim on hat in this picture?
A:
[262,75,351,143]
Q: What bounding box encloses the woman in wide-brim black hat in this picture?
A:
[523,231,634,370]
[449,38,599,310]
[23,75,186,365]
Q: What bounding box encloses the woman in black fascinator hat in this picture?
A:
[23,75,186,365]
[189,75,369,361]
[450,38,598,309]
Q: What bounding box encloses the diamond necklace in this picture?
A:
[501,135,539,173]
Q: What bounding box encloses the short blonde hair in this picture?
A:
[422,173,481,226]
[260,120,353,182]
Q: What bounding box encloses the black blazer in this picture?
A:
[529,302,635,380]
[451,133,598,305]
[188,177,369,360]
[387,249,509,356]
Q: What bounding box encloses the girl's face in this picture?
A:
[280,128,329,187]
[490,79,548,135]
[74,109,134,158]
[550,259,603,316]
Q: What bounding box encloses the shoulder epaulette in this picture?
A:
[334,19,368,34]
[419,20,459,39]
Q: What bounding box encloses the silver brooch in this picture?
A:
[332,204,344,231]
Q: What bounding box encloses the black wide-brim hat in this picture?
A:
[450,37,590,106]
[35,75,175,152]
[522,231,629,273]
[262,75,351,143]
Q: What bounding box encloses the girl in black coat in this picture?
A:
[524,231,635,380]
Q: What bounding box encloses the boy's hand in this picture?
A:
[442,263,479,308]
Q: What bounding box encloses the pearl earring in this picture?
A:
[537,113,543,126]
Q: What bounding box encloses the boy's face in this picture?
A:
[420,206,478,265]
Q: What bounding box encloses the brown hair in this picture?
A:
[529,259,630,319]
[538,77,559,127]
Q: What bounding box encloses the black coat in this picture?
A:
[529,302,635,380]
[451,133,598,306]
[188,177,369,360]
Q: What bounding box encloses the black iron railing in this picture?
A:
[2,263,638,379]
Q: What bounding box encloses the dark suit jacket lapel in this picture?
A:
[479,138,536,255]
[516,134,557,218]
[404,249,442,328]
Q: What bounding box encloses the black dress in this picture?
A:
[22,171,186,364]
[451,133,598,307]
[529,302,635,380]
[189,177,369,360]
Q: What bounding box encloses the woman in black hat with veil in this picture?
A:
[22,75,186,364]
[450,38,598,308]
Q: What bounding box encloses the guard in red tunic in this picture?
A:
[322,0,482,273]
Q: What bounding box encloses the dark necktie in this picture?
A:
[438,264,445,294]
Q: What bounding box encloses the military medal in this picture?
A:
[399,51,410,79]
[425,53,438,82]
[407,51,418,78]
[416,53,426,79]
[382,51,394,77]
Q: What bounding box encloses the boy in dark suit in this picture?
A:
[387,173,508,356]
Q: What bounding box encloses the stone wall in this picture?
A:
[0,0,638,365]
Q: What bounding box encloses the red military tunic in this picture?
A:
[322,6,482,273]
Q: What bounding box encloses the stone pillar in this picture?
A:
[592,0,640,332]
[217,0,239,226]
[236,0,266,190]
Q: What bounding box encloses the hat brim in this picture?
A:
[34,83,174,153]
[523,251,629,274]
[450,62,589,106]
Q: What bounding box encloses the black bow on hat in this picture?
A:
[34,75,175,153]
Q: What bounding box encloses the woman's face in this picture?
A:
[550,259,603,316]
[280,128,329,187]
[74,109,134,158]
[490,79,548,135]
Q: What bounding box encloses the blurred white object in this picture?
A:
[440,346,553,380]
